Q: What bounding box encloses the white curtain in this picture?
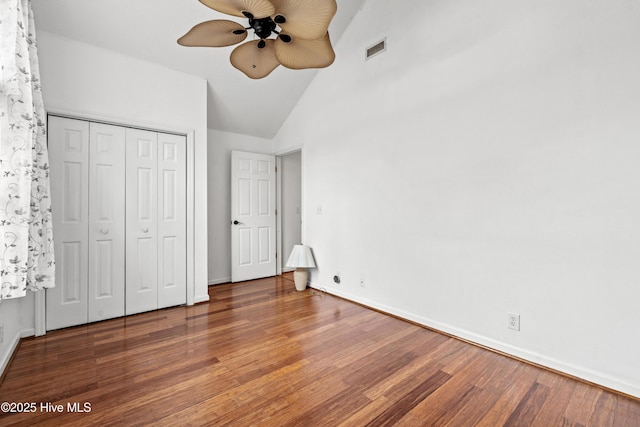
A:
[0,0,55,300]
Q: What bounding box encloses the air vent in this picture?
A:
[366,38,386,60]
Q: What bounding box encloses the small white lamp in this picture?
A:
[286,244,316,291]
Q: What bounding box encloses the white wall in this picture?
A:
[273,0,640,397]
[0,294,35,376]
[37,31,209,303]
[281,151,302,270]
[207,129,273,284]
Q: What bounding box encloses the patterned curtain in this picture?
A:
[0,0,55,300]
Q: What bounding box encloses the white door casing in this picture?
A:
[46,117,90,330]
[231,151,277,282]
[88,123,126,322]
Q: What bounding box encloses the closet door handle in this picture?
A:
[142,228,149,233]
[100,228,109,235]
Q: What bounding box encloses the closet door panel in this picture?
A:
[46,117,90,330]
[126,128,158,315]
[88,123,126,322]
[157,133,187,308]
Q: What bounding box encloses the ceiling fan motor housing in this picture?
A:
[249,16,277,39]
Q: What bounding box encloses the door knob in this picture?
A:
[142,228,149,233]
[100,228,108,235]
[233,220,241,225]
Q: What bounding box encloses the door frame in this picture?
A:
[275,147,304,276]
[36,110,196,336]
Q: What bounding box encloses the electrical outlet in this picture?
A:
[507,313,520,331]
[0,324,4,344]
[360,279,365,288]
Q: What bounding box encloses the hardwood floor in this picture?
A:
[1,274,639,426]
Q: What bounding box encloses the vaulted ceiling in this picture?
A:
[31,0,366,139]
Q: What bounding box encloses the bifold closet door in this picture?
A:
[126,129,186,315]
[126,129,159,315]
[88,123,126,322]
[46,117,90,330]
[157,133,187,309]
[47,117,126,330]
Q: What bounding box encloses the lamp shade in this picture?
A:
[286,244,316,268]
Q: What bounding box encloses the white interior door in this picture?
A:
[157,133,187,308]
[88,123,125,322]
[126,128,158,315]
[231,151,277,282]
[46,117,90,330]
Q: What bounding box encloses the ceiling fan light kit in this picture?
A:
[178,0,337,79]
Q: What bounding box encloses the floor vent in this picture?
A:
[366,38,386,60]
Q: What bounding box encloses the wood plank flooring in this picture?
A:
[1,274,639,426]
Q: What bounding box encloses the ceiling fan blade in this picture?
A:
[274,32,335,70]
[178,20,248,47]
[230,39,280,79]
[199,0,275,19]
[270,0,337,40]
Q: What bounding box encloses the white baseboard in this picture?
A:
[207,273,293,286]
[309,281,640,399]
[194,295,210,304]
[20,329,34,339]
[0,328,34,378]
[208,277,231,286]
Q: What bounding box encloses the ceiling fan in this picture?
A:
[178,0,338,79]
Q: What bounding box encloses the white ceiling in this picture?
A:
[31,0,366,139]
